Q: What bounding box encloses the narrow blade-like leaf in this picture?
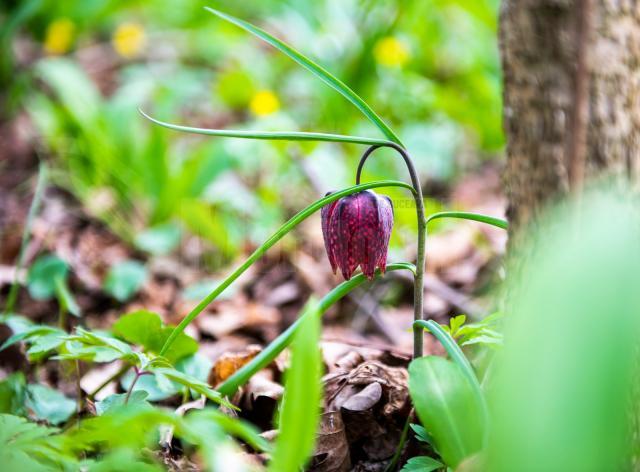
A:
[205,7,402,145]
[140,109,396,147]
[426,211,508,230]
[269,298,322,471]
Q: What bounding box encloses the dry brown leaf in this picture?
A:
[310,411,351,472]
[208,345,262,387]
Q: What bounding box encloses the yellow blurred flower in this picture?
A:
[249,90,280,116]
[373,36,410,67]
[112,22,145,58]
[44,18,75,55]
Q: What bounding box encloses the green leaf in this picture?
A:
[410,423,434,446]
[26,384,75,425]
[104,260,148,302]
[425,211,508,230]
[141,110,396,147]
[95,391,150,416]
[408,357,484,468]
[401,456,444,472]
[54,276,80,317]
[204,8,402,145]
[175,353,212,398]
[185,408,271,453]
[56,327,135,363]
[0,324,63,353]
[414,320,484,409]
[449,315,466,338]
[112,310,197,363]
[0,414,71,471]
[66,405,177,450]
[134,223,182,255]
[180,410,252,471]
[27,255,68,300]
[269,299,322,472]
[0,373,26,415]
[82,448,162,472]
[152,367,236,409]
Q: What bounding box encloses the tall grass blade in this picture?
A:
[268,298,322,472]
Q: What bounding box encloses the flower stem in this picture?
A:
[356,144,427,359]
[125,367,145,404]
[87,364,131,401]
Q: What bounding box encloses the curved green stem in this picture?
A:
[356,144,427,359]
[426,211,508,230]
[139,109,396,148]
[159,181,416,356]
[217,262,415,397]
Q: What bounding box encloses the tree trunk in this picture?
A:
[500,0,640,234]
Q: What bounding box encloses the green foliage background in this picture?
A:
[2,0,502,267]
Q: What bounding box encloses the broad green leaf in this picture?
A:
[95,391,150,416]
[27,255,68,300]
[104,260,148,302]
[56,327,135,363]
[400,456,444,472]
[0,414,71,471]
[134,223,182,255]
[487,190,640,471]
[269,299,322,472]
[0,373,26,415]
[66,406,177,450]
[414,320,485,410]
[112,310,197,363]
[26,384,75,425]
[180,410,254,471]
[82,448,162,472]
[0,324,63,352]
[185,408,271,453]
[408,356,484,468]
[204,8,402,145]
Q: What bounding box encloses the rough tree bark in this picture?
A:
[500,0,640,234]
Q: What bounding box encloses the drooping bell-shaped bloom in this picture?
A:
[321,190,394,280]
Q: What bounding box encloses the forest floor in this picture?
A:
[0,112,506,470]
